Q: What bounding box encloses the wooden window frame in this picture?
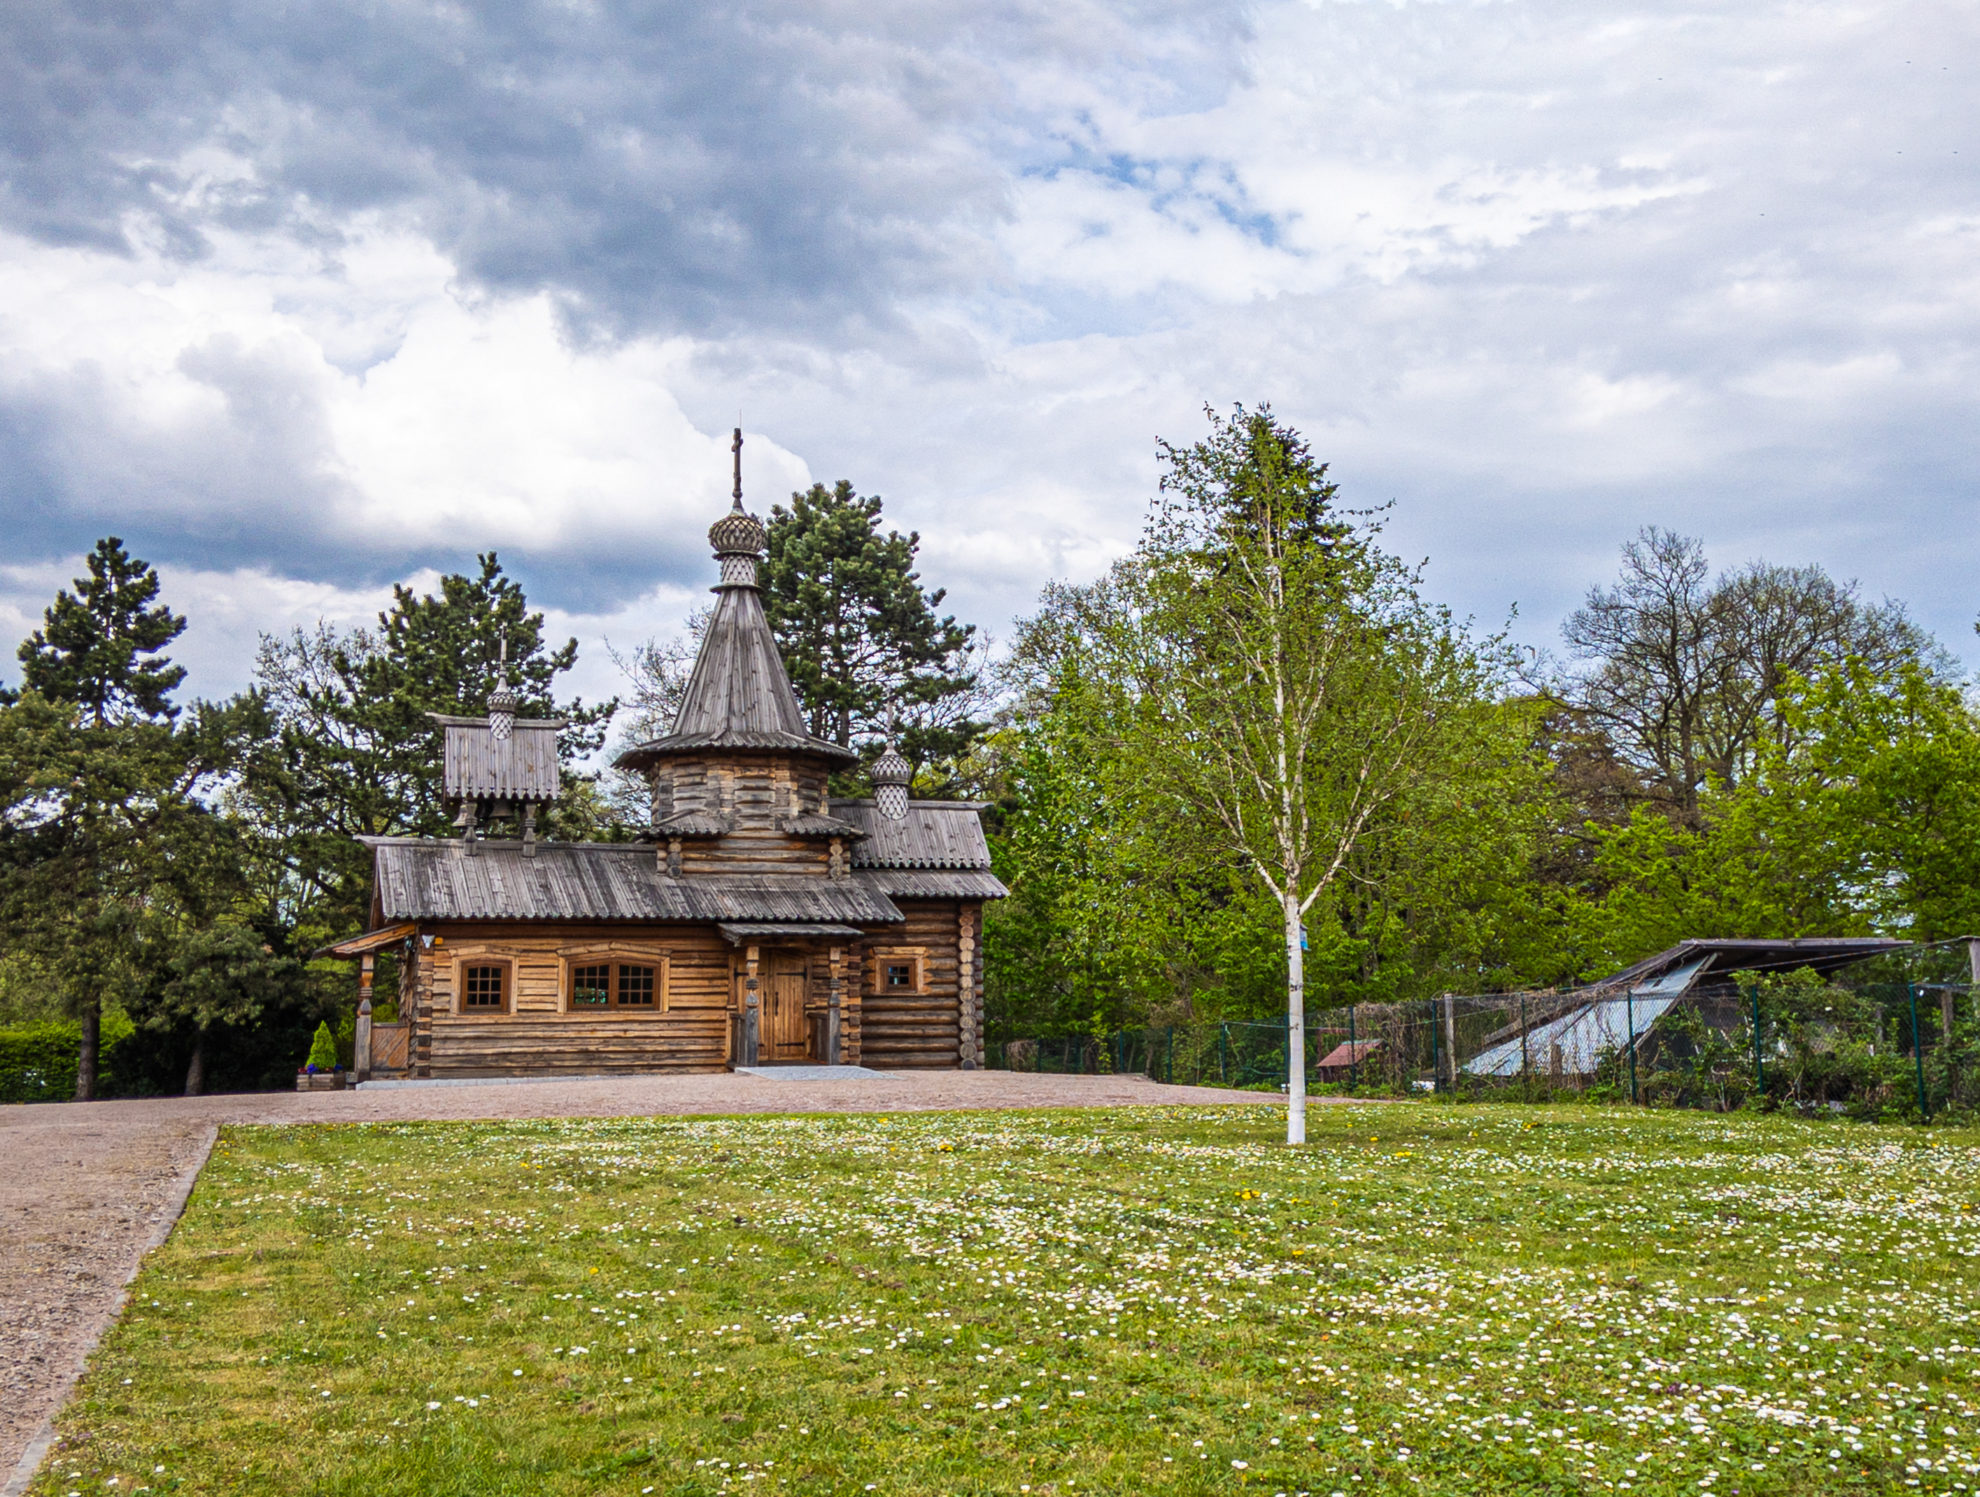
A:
[558,947,672,1014]
[869,949,926,996]
[453,955,515,1016]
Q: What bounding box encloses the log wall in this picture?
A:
[404,922,870,1076]
[858,900,978,1070]
[656,753,837,877]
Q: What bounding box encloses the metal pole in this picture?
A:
[1749,985,1764,1100]
[1520,991,1529,1094]
[1348,1004,1358,1091]
[1626,985,1638,1105]
[1909,983,1929,1121]
[1431,1000,1442,1094]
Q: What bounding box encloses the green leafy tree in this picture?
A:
[1573,659,1980,968]
[17,538,187,725]
[130,922,307,1095]
[761,481,984,784]
[1019,406,1518,1140]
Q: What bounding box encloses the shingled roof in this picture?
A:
[616,481,855,770]
[834,800,994,869]
[430,714,564,802]
[363,838,904,925]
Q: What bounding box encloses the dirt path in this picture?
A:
[0,1070,1278,1487]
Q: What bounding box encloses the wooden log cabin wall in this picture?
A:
[323,431,1003,1079]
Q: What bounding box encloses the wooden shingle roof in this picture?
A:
[363,838,904,925]
[855,869,1007,901]
[430,715,563,802]
[614,556,854,769]
[834,800,994,869]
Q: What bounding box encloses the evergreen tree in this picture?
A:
[18,538,187,725]
[245,554,616,939]
[0,690,258,1098]
[761,482,983,782]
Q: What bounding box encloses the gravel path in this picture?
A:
[0,1070,1277,1487]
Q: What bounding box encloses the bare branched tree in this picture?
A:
[1560,528,1942,825]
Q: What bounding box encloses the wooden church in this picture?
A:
[329,439,1004,1079]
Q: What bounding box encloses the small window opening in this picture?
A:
[463,965,505,1010]
[572,964,610,1007]
[885,962,916,990]
[618,965,656,1007]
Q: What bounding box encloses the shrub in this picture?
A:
[0,1010,139,1103]
[305,1021,339,1072]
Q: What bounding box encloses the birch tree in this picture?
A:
[1099,406,1504,1142]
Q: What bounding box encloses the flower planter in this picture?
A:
[296,1072,348,1092]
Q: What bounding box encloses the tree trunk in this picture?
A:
[184,1031,207,1097]
[1284,890,1306,1145]
[74,998,99,1102]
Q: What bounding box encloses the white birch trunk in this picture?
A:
[1284,888,1306,1144]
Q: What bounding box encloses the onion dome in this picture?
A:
[487,679,517,742]
[709,426,766,586]
[872,737,912,821]
[709,499,766,563]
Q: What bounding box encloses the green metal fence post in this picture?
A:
[1520,991,1529,1095]
[1909,983,1929,1121]
[1749,985,1765,1100]
[1626,985,1638,1105]
[1431,1000,1442,1095]
[1348,1004,1358,1092]
[1166,1025,1175,1085]
[1219,1022,1229,1086]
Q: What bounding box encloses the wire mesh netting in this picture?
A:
[987,972,1980,1120]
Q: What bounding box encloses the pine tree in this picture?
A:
[761,482,983,780]
[245,554,616,938]
[18,538,187,725]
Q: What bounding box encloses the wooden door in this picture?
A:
[762,950,811,1062]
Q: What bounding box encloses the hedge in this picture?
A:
[0,1010,138,1103]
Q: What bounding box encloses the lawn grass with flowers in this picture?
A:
[29,1102,1980,1497]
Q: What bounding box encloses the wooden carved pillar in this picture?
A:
[412,939,434,1078]
[958,905,980,1070]
[740,944,761,1067]
[827,944,844,1065]
[355,955,375,1083]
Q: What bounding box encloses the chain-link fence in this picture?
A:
[988,972,1980,1120]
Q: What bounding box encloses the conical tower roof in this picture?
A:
[617,432,858,771]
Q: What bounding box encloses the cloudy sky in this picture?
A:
[2,0,1975,709]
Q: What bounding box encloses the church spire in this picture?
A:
[613,430,857,770]
[707,427,768,589]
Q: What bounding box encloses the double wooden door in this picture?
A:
[759,950,811,1063]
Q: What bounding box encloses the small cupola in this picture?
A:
[708,427,769,587]
[871,736,912,821]
[487,678,517,741]
[428,642,565,857]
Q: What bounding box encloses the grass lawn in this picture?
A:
[30,1103,1980,1497]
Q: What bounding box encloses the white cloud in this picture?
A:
[3,0,1978,701]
